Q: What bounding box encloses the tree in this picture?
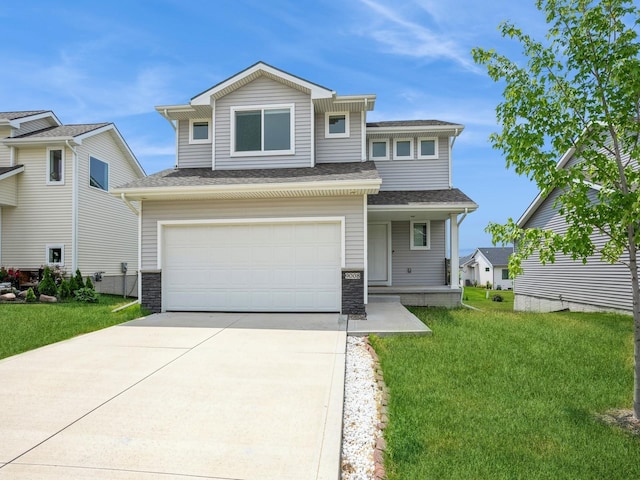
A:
[472,0,640,419]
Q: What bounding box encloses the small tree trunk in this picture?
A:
[628,228,640,420]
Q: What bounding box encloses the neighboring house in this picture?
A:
[113,62,477,314]
[514,145,632,313]
[460,247,513,290]
[0,110,145,295]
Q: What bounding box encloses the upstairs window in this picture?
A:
[418,138,438,159]
[393,138,414,160]
[189,119,211,144]
[47,148,64,184]
[90,157,109,191]
[410,220,430,250]
[325,112,349,138]
[231,104,294,156]
[369,139,389,160]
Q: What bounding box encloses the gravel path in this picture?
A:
[341,336,385,480]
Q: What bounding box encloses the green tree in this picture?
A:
[473,0,640,418]
[38,266,57,297]
[74,269,85,290]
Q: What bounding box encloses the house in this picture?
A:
[0,110,145,295]
[113,62,477,314]
[460,247,513,290]
[513,145,632,313]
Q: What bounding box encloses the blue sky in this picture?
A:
[1,0,551,253]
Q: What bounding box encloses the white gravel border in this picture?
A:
[341,336,386,479]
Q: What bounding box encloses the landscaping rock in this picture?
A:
[17,290,27,298]
[39,294,57,303]
[0,292,16,301]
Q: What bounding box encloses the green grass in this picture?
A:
[463,286,514,311]
[370,307,639,479]
[0,295,147,360]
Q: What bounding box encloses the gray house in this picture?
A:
[113,62,477,314]
[514,146,632,313]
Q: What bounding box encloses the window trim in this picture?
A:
[46,147,64,185]
[410,220,431,250]
[324,111,350,138]
[393,138,414,160]
[501,269,510,280]
[418,137,439,159]
[89,156,109,192]
[45,244,65,266]
[189,118,211,144]
[369,139,390,161]
[230,103,295,157]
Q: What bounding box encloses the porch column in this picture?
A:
[449,214,459,288]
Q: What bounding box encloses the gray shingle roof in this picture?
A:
[368,189,477,205]
[0,111,49,121]
[477,247,513,266]
[367,120,461,128]
[117,161,380,189]
[0,165,24,176]
[11,123,110,139]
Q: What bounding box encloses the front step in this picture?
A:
[368,294,401,303]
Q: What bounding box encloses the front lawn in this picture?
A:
[371,307,639,479]
[463,286,514,311]
[0,295,147,360]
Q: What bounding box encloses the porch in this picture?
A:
[368,285,462,308]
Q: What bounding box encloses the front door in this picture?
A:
[368,222,390,285]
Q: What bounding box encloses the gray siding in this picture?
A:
[141,196,364,270]
[390,220,446,286]
[315,112,362,163]
[515,189,632,312]
[177,120,212,168]
[373,136,450,190]
[214,76,312,170]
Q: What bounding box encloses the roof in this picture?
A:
[475,247,513,267]
[0,164,25,181]
[10,123,110,139]
[0,110,49,121]
[366,119,465,137]
[367,120,461,128]
[368,189,477,206]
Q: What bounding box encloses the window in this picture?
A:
[393,138,414,160]
[189,119,211,144]
[418,137,438,159]
[502,269,510,280]
[325,112,349,138]
[231,104,294,156]
[47,148,64,184]
[369,139,389,160]
[90,157,109,191]
[485,267,491,272]
[46,244,64,266]
[410,220,430,250]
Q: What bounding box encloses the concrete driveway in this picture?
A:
[0,312,346,480]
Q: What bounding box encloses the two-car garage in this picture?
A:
[161,220,343,312]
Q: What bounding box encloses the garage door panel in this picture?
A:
[163,222,341,312]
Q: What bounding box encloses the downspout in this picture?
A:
[456,208,478,310]
[120,193,141,303]
[66,140,79,274]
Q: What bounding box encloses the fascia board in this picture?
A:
[0,166,24,181]
[2,136,77,146]
[366,124,465,134]
[368,202,478,212]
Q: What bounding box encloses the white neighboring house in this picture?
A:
[461,247,513,290]
[0,110,145,295]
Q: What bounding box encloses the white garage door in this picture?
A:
[162,221,342,312]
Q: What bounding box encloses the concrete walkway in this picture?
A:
[0,312,346,480]
[348,302,432,336]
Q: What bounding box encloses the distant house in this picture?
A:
[461,247,513,290]
[0,110,145,295]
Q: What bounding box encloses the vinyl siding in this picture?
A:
[0,127,11,166]
[214,76,312,170]
[77,133,140,277]
[177,120,212,168]
[515,189,632,312]
[1,146,73,269]
[0,174,18,206]
[141,195,364,270]
[315,112,362,163]
[373,136,450,190]
[390,220,446,285]
[15,118,53,136]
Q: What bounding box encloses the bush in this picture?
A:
[38,267,58,297]
[69,276,78,294]
[25,287,37,303]
[57,279,72,300]
[85,277,94,291]
[74,269,85,290]
[74,287,98,303]
[492,294,504,302]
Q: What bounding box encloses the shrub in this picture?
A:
[74,269,85,290]
[38,267,58,297]
[492,294,504,302]
[57,279,72,300]
[74,287,98,303]
[69,276,78,294]
[85,277,94,291]
[0,267,20,287]
[486,281,493,289]
[25,287,37,303]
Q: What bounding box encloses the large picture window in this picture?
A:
[90,157,109,191]
[231,105,294,156]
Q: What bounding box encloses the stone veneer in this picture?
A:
[141,270,162,313]
[342,269,365,316]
